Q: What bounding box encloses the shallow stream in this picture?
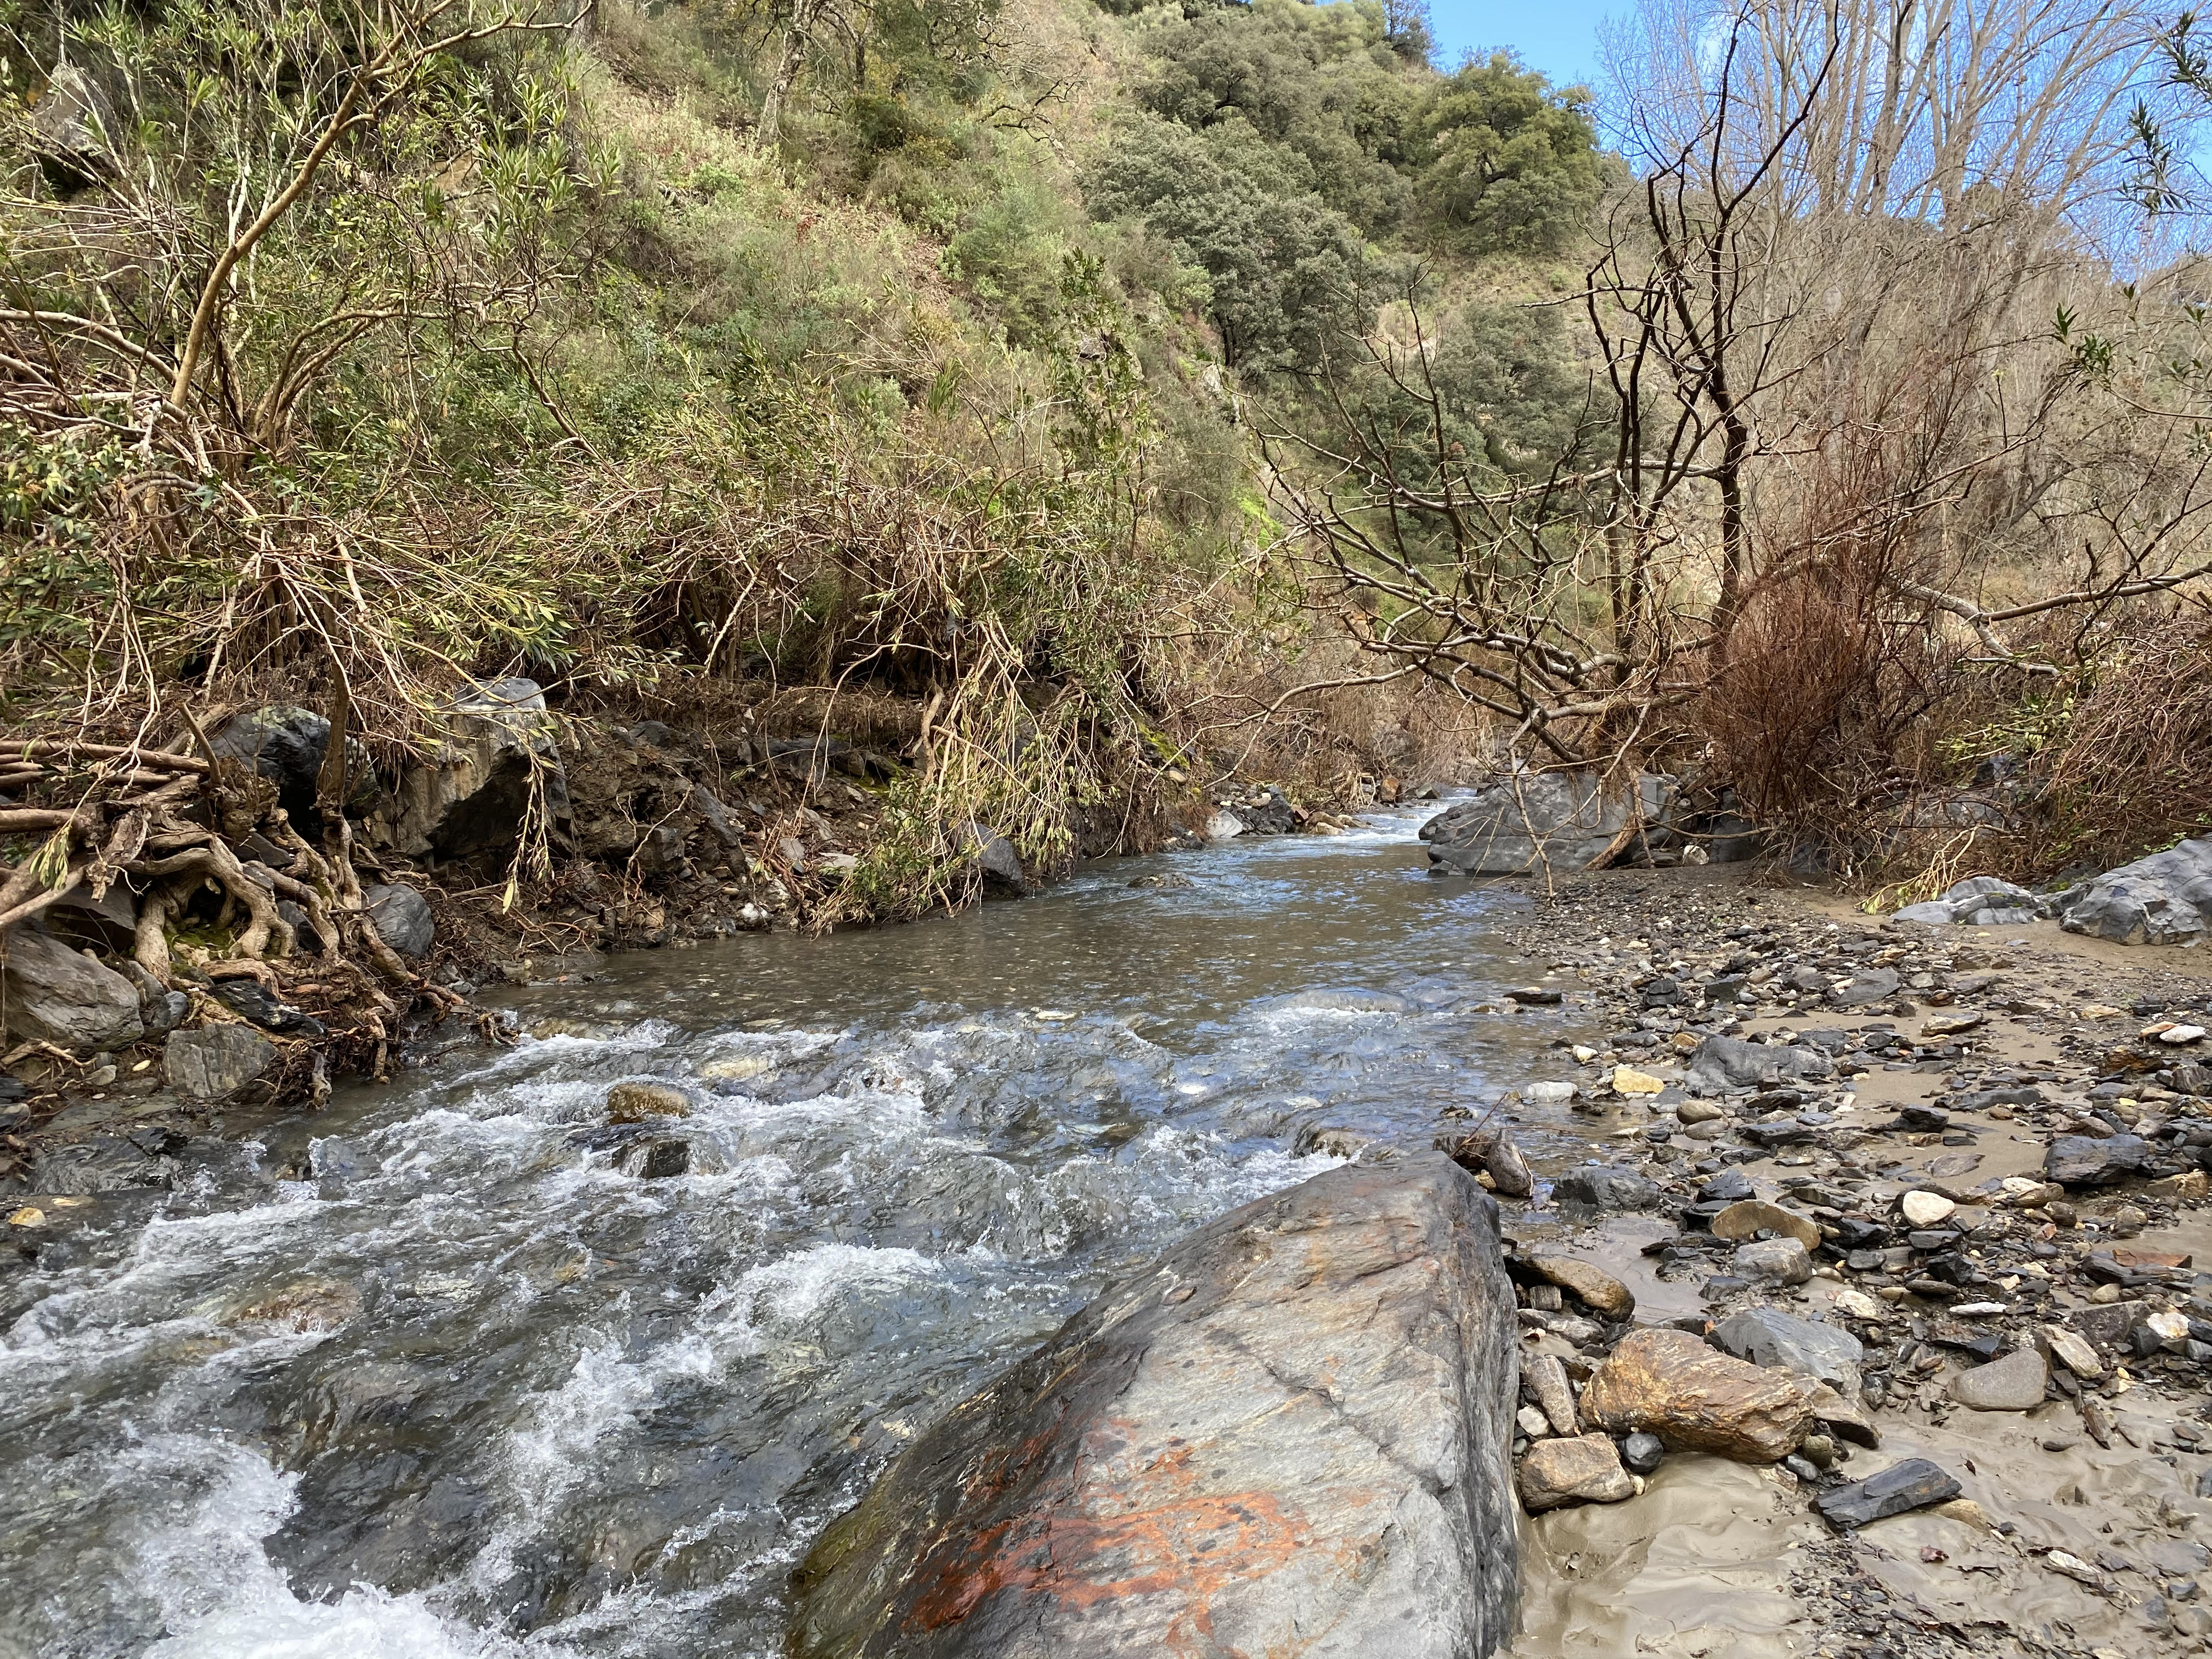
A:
[2,809,1596,1659]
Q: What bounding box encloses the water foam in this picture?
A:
[135,1441,562,1659]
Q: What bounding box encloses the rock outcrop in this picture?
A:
[369,677,569,864]
[1420,769,1675,876]
[789,1155,1520,1659]
[2056,837,2212,944]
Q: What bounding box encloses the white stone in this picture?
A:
[2159,1024,2207,1046]
[1205,810,1245,840]
[1899,1190,1956,1227]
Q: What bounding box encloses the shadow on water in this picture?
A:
[0,808,1594,1659]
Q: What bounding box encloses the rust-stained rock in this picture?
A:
[1525,1254,1635,1319]
[789,1155,1521,1658]
[1580,1328,1814,1464]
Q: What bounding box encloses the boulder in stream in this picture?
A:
[1420,769,1675,876]
[788,1154,1521,1659]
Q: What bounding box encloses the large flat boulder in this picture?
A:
[789,1155,1520,1659]
[1420,769,1674,876]
[2058,838,2212,945]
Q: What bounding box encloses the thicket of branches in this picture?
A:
[1271,0,2212,882]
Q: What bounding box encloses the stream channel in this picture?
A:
[2,806,1601,1659]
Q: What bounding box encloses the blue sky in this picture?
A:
[1428,0,1618,93]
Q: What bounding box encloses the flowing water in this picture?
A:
[1,809,1593,1659]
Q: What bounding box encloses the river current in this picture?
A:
[1,808,1584,1659]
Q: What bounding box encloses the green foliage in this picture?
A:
[1417,52,1602,252]
[1087,114,1374,370]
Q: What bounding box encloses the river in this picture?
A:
[0,808,1588,1659]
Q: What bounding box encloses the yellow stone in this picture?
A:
[1611,1066,1666,1096]
[6,1207,45,1228]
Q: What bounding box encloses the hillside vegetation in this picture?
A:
[0,0,1610,921]
[2,0,2209,965]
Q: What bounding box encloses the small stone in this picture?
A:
[1949,1346,2049,1411]
[1517,1404,1552,1440]
[1508,986,1565,1007]
[363,883,435,958]
[1612,1066,1666,1096]
[1526,1255,1635,1319]
[607,1081,691,1123]
[1814,1457,1962,1528]
[1621,1431,1664,1474]
[1517,1433,1637,1513]
[1439,1127,1533,1198]
[1522,1351,1581,1437]
[1833,1289,1884,1319]
[1553,1167,1662,1210]
[1709,1199,1822,1249]
[1921,1013,1986,1038]
[1799,1432,1837,1469]
[1678,1098,1725,1125]
[2042,1325,2104,1381]
[1899,1190,1956,1227]
[2160,1025,2208,1046]
[1734,1238,1815,1286]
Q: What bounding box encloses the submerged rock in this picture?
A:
[789,1156,1521,1659]
[1581,1328,1814,1463]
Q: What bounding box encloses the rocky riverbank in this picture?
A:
[1465,864,2212,1655]
[0,687,1394,1236]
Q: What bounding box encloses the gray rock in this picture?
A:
[211,704,379,826]
[1686,1034,1832,1093]
[117,959,188,1038]
[1421,769,1675,876]
[164,1024,278,1101]
[2059,839,2212,945]
[1814,1458,1961,1528]
[363,884,435,958]
[1713,1308,1865,1396]
[1949,1345,2049,1411]
[968,824,1030,894]
[1733,1238,1814,1286]
[1835,968,1900,1006]
[1554,1166,1662,1210]
[622,1137,691,1178]
[369,678,568,864]
[30,64,116,184]
[2046,1133,2153,1186]
[1517,1434,1635,1513]
[1,930,143,1052]
[1622,1431,1664,1474]
[1521,1351,1581,1437]
[31,1137,173,1195]
[1892,901,1959,926]
[788,1156,1520,1659]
